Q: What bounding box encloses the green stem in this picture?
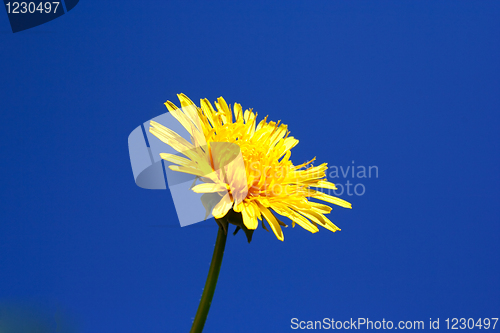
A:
[189,224,227,333]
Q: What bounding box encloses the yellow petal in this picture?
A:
[281,136,299,153]
[191,183,228,193]
[270,202,319,233]
[212,193,233,218]
[149,121,194,154]
[200,98,217,129]
[234,103,244,123]
[314,180,338,190]
[295,209,340,232]
[242,203,258,230]
[177,93,201,130]
[309,201,332,214]
[169,165,205,177]
[164,100,179,112]
[311,191,352,209]
[215,97,232,124]
[159,153,194,167]
[256,202,284,241]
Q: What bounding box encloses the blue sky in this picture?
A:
[0,1,499,332]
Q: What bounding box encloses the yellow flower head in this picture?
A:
[149,93,351,241]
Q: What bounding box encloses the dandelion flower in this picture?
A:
[149,93,351,241]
